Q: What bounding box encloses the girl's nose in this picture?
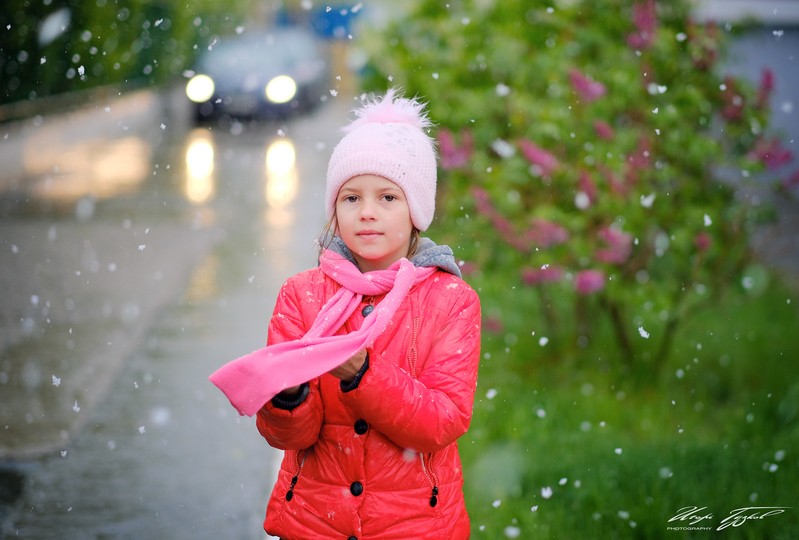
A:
[359,199,377,220]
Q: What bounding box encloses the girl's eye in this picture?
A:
[383,195,396,202]
[343,195,358,203]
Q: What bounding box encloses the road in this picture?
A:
[0,87,350,538]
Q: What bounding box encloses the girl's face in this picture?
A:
[335,174,413,272]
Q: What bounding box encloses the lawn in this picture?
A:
[461,276,799,539]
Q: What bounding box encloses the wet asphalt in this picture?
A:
[0,86,349,538]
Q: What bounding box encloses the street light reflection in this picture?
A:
[185,253,220,304]
[264,137,298,228]
[24,136,150,202]
[184,129,216,205]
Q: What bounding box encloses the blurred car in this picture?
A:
[185,26,330,122]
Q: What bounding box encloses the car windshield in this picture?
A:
[199,29,318,76]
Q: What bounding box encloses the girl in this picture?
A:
[210,89,481,539]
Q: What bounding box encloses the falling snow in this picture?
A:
[638,193,657,210]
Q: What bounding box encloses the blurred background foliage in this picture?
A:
[360,0,799,537]
[0,0,252,106]
[361,0,789,377]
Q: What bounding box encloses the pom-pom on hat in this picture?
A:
[326,88,438,231]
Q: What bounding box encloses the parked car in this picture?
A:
[185,26,331,122]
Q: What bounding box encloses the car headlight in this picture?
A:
[265,75,297,104]
[186,74,215,103]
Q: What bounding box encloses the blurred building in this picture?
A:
[694,0,799,22]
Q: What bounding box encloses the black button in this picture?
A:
[348,537,358,540]
[354,419,368,434]
[350,481,363,496]
[361,304,374,316]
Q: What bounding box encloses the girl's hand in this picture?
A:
[329,349,368,382]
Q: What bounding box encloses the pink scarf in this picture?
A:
[209,250,436,416]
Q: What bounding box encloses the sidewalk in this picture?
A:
[0,84,218,460]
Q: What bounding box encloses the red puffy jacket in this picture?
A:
[256,266,481,539]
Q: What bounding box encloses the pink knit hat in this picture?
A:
[326,89,438,231]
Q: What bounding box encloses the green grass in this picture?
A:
[461,278,799,539]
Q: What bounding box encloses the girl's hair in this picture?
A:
[317,214,421,260]
[317,215,336,254]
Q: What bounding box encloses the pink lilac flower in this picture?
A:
[593,120,615,141]
[756,68,775,109]
[518,139,560,176]
[438,128,474,170]
[522,265,565,286]
[625,138,652,186]
[627,138,651,171]
[749,136,794,170]
[578,170,598,206]
[569,69,607,102]
[575,269,606,295]
[459,261,478,276]
[599,165,627,196]
[483,314,504,334]
[694,232,712,253]
[687,21,720,70]
[472,187,495,217]
[627,0,657,50]
[492,214,516,239]
[471,187,570,253]
[595,227,633,265]
[720,76,745,122]
[471,187,530,252]
[526,218,570,248]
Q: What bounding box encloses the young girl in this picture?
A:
[210,89,481,539]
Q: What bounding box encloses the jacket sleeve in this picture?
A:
[342,282,481,453]
[255,276,324,450]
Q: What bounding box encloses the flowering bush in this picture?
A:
[361,0,792,373]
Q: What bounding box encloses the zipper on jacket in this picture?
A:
[407,316,421,378]
[419,452,440,507]
[285,449,306,502]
